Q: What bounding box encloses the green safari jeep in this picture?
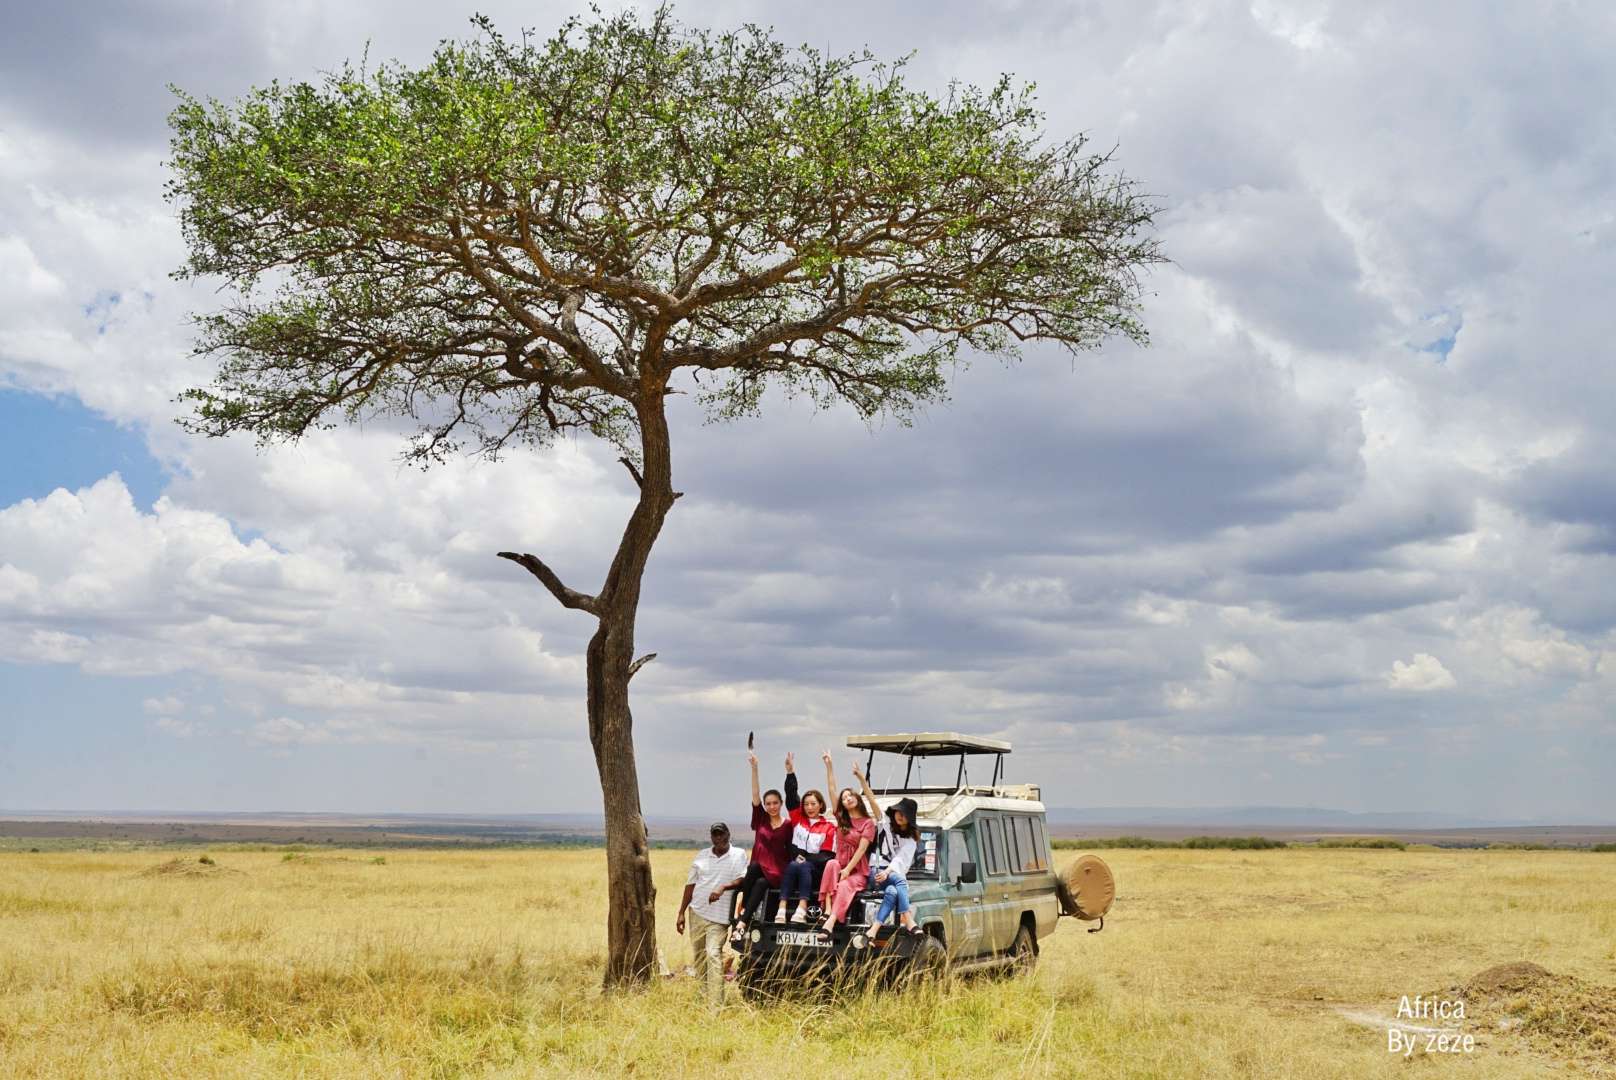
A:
[735,733,1078,994]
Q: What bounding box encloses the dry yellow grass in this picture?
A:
[1,846,1613,1078]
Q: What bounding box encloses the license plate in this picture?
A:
[774,930,828,948]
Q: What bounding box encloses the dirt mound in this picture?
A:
[138,856,243,878]
[1459,963,1616,1071]
[1464,961,1557,999]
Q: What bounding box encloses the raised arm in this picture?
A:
[784,752,800,813]
[823,748,838,801]
[749,751,761,808]
[852,760,882,815]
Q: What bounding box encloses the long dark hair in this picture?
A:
[834,787,870,831]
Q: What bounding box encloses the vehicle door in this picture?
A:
[978,813,1021,951]
[944,826,987,958]
[1020,813,1059,936]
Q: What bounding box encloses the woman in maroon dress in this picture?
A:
[730,751,792,944]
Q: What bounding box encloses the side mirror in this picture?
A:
[956,861,978,885]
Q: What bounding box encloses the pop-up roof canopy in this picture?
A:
[845,733,1011,756]
[846,733,1013,792]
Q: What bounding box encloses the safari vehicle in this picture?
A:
[735,733,1113,995]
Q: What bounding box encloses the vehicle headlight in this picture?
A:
[852,933,867,950]
[749,928,762,943]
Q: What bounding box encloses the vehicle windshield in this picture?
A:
[908,827,940,879]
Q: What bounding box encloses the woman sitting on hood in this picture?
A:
[776,751,838,923]
[854,763,925,936]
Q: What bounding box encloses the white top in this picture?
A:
[871,816,917,879]
[790,821,829,854]
[685,844,749,924]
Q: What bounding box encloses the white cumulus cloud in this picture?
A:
[1384,653,1457,693]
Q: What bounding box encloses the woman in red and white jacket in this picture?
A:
[775,751,838,923]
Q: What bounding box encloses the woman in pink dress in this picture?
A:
[817,753,875,940]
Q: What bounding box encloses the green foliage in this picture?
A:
[1180,835,1288,850]
[1052,835,1288,850]
[1593,844,1616,852]
[1315,837,1406,850]
[1487,842,1561,851]
[167,6,1160,460]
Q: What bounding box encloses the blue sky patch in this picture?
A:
[0,389,168,509]
[1407,307,1463,362]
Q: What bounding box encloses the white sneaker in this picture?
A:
[773,908,787,924]
[789,908,807,924]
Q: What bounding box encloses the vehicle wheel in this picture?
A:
[1009,923,1037,976]
[906,932,948,983]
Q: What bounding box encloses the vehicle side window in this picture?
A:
[946,828,975,882]
[1002,815,1022,872]
[1011,816,1037,872]
[982,815,1008,876]
[1029,816,1050,871]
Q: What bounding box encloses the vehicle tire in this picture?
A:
[1059,853,1115,922]
[906,932,948,983]
[1009,922,1037,976]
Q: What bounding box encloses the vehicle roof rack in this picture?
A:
[846,733,1013,792]
[845,733,1011,756]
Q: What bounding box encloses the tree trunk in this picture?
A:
[589,614,658,988]
[499,381,678,988]
[587,392,678,989]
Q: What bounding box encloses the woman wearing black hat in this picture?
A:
[853,764,925,936]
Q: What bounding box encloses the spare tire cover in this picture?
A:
[1059,853,1115,920]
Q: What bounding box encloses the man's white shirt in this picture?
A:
[685,844,749,924]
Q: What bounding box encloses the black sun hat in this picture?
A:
[887,798,920,830]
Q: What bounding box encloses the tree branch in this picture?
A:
[618,456,644,488]
[627,653,657,680]
[496,551,601,615]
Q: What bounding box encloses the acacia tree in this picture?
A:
[167,8,1159,987]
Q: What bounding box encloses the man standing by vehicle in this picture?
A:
[676,822,748,1004]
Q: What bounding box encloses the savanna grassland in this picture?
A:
[1,846,1613,1078]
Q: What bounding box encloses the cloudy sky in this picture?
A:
[1,0,1613,821]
